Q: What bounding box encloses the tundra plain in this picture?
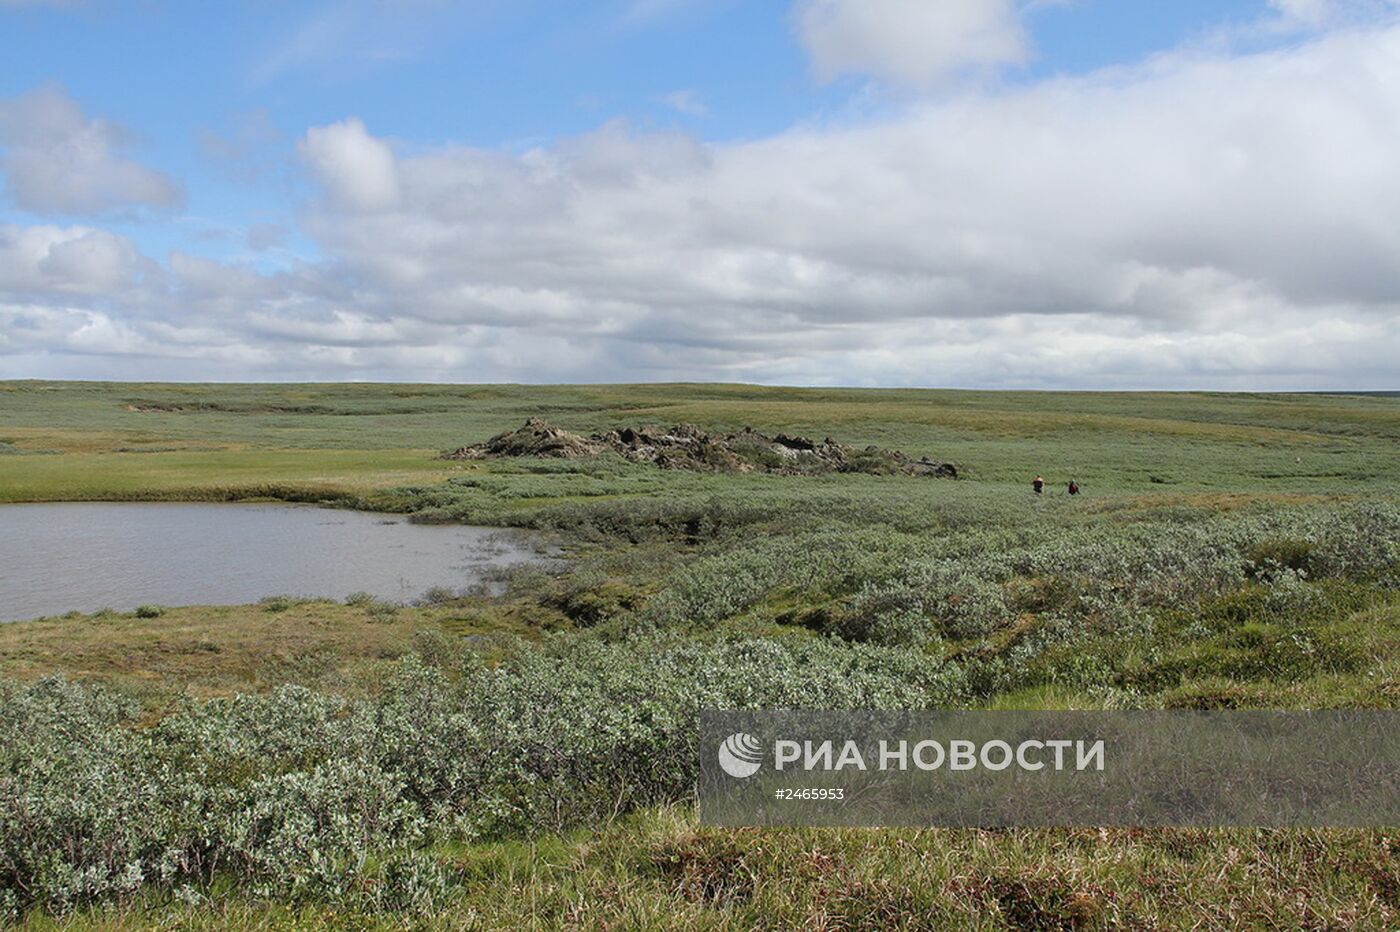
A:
[1,381,1398,929]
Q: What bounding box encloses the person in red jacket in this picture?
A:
[1068,479,1080,495]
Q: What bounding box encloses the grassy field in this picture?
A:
[3,380,1396,498]
[1,381,1398,929]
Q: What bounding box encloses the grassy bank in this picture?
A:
[1,381,1398,928]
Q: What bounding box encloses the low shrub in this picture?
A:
[418,586,461,606]
[409,628,458,667]
[258,595,315,613]
[367,601,401,622]
[0,635,965,917]
[1247,538,1315,579]
[346,592,403,620]
[547,575,651,627]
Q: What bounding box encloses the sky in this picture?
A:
[1,0,1398,389]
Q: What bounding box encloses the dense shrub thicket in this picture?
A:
[0,638,958,916]
[641,503,1400,645]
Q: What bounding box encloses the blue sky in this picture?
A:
[4,0,1265,262]
[1,0,1398,387]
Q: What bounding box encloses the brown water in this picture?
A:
[0,502,540,621]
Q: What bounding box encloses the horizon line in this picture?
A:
[2,378,1396,397]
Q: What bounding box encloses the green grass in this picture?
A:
[2,380,1398,929]
[20,811,1400,930]
[0,596,558,711]
[3,381,1396,497]
[0,448,461,504]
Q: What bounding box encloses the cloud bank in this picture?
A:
[2,5,1399,387]
[795,0,1029,88]
[0,84,184,216]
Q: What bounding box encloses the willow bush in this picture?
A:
[0,636,961,917]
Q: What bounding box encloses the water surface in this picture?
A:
[0,502,539,621]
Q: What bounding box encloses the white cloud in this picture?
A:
[661,89,709,117]
[0,223,149,295]
[794,0,1028,88]
[1268,0,1400,27]
[5,20,1400,388]
[249,3,365,86]
[0,84,183,215]
[1271,0,1337,24]
[246,0,484,87]
[279,25,1400,386]
[299,118,401,212]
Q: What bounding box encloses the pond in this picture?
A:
[0,502,542,621]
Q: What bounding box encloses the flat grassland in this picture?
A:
[1,381,1398,929]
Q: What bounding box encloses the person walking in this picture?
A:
[1032,475,1045,494]
[1068,479,1080,495]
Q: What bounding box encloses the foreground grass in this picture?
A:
[21,810,1400,929]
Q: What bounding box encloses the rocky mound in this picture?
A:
[445,418,957,478]
[453,417,603,459]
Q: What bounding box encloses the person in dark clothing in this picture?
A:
[1068,480,1080,495]
[1032,475,1045,494]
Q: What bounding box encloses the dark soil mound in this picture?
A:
[445,419,958,478]
[445,417,601,459]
